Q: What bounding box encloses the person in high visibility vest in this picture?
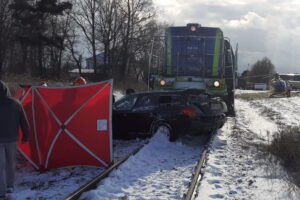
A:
[73,77,87,86]
[269,73,291,97]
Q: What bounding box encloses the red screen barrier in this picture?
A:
[17,80,113,170]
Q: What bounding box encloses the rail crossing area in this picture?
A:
[8,91,300,200]
[11,128,212,200]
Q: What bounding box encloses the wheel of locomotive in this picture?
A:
[151,122,177,142]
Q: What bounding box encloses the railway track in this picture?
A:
[64,132,214,200]
[184,149,208,200]
[183,129,218,200]
[64,144,146,200]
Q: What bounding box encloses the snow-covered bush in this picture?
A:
[267,126,300,186]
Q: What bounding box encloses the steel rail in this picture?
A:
[184,130,218,200]
[184,149,208,200]
[64,144,146,200]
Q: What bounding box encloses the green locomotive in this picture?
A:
[149,23,237,115]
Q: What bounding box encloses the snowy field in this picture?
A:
[235,89,269,95]
[197,95,300,200]
[7,90,300,200]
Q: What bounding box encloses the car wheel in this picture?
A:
[152,123,177,142]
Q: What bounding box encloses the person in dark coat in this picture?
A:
[0,81,29,200]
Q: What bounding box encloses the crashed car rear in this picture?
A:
[113,90,227,141]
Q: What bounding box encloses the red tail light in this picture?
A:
[181,107,197,118]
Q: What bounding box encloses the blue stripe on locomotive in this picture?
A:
[165,25,223,77]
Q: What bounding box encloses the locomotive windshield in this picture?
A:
[165,27,224,77]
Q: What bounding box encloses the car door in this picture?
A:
[156,94,185,129]
[113,94,139,135]
[127,94,158,134]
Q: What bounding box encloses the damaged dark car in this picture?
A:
[113,90,227,141]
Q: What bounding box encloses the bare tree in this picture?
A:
[0,0,12,76]
[131,20,166,81]
[47,9,73,79]
[95,0,122,76]
[118,0,156,78]
[248,57,275,83]
[72,0,99,74]
[66,25,84,75]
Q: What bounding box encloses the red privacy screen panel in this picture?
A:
[17,80,113,170]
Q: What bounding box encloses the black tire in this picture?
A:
[152,122,177,142]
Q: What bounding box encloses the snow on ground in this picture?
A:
[9,139,145,200]
[197,97,300,200]
[80,132,204,200]
[250,96,300,126]
[235,89,268,95]
[9,90,300,200]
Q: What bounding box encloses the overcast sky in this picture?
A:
[153,0,300,74]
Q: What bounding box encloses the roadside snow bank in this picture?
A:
[197,99,300,200]
[235,89,268,95]
[81,131,204,200]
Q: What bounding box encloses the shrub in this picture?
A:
[267,126,300,186]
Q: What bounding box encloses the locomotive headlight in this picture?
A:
[160,79,166,86]
[213,81,220,87]
[191,26,197,32]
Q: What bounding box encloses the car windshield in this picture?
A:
[134,94,156,109]
[114,94,138,110]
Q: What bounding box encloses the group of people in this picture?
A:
[0,76,87,200]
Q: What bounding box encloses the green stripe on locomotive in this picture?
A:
[212,30,222,77]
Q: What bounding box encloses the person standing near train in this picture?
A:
[0,81,30,200]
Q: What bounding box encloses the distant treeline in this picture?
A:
[237,57,276,89]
